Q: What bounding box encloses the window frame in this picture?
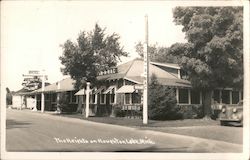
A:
[132,92,141,104]
[124,93,132,105]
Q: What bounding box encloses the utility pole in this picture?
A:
[143,15,149,124]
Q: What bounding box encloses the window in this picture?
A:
[191,90,200,104]
[125,93,131,104]
[213,90,220,103]
[222,90,230,104]
[179,89,189,104]
[100,94,105,104]
[132,93,141,104]
[232,91,239,104]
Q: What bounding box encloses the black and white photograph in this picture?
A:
[1,0,249,160]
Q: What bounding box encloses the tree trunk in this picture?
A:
[76,96,83,113]
[203,90,212,119]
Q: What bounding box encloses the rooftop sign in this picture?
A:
[98,68,118,76]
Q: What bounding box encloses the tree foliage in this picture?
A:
[148,74,181,120]
[170,7,243,90]
[135,42,178,63]
[170,7,243,117]
[60,24,128,89]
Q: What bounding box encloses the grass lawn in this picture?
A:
[55,113,242,144]
[57,113,219,127]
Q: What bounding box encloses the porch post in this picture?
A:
[114,86,117,104]
[219,90,222,104]
[176,88,179,104]
[85,82,90,118]
[32,94,38,111]
[56,92,61,113]
[188,89,191,105]
[56,82,61,113]
[199,91,202,104]
[239,91,242,101]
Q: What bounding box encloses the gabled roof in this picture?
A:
[97,58,191,88]
[29,59,190,94]
[31,77,75,94]
[150,61,180,69]
[97,60,134,81]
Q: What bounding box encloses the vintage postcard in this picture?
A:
[1,0,249,160]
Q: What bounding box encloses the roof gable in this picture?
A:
[33,77,75,93]
[125,59,179,79]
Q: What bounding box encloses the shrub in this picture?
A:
[148,74,182,120]
[113,106,126,117]
[178,104,203,119]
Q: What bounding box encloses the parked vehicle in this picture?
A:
[219,100,243,126]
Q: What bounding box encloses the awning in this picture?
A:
[116,85,135,93]
[75,89,94,95]
[103,86,115,94]
[93,86,105,94]
[75,89,85,95]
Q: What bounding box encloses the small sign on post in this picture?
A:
[23,70,47,112]
[134,84,143,90]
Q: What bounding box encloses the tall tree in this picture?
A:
[60,24,128,89]
[170,7,243,118]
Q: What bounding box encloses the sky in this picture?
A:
[1,1,189,91]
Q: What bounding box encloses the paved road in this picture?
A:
[6,109,242,152]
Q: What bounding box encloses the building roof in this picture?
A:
[29,59,190,94]
[97,58,191,88]
[13,88,33,95]
[150,61,180,69]
[31,77,75,94]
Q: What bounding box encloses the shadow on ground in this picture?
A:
[6,119,31,129]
